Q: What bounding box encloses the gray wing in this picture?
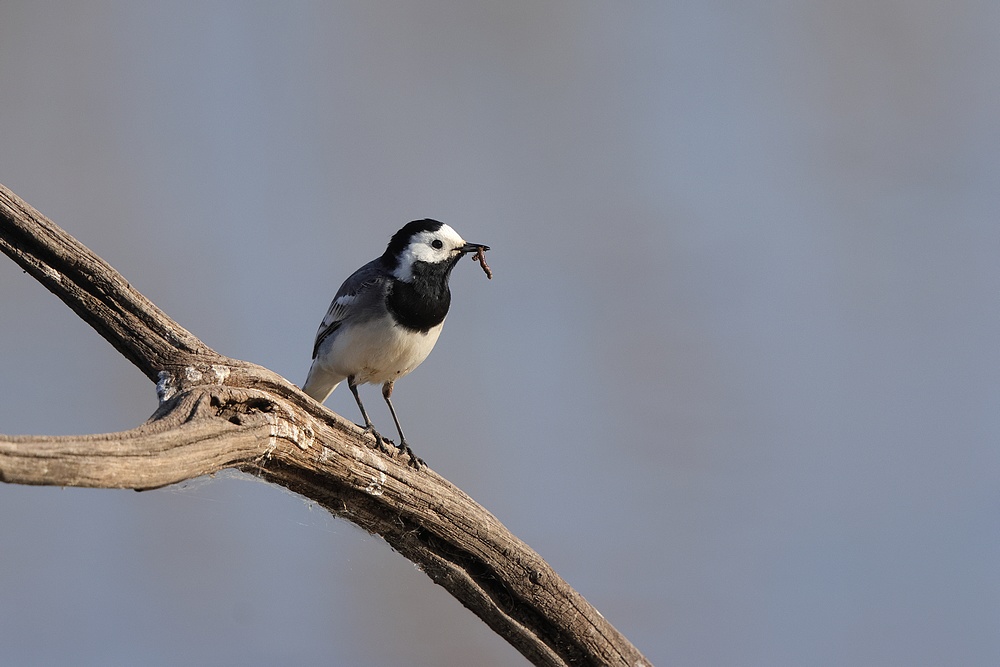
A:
[312,259,390,359]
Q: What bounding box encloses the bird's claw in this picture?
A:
[361,425,395,455]
[377,436,397,456]
[361,425,424,469]
[399,442,425,469]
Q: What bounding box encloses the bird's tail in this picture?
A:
[301,362,343,404]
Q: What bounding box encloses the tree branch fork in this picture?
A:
[0,183,651,667]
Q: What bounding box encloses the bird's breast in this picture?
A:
[320,317,444,386]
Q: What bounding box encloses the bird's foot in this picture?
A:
[361,425,423,468]
[398,441,425,469]
[378,437,398,456]
[362,425,397,456]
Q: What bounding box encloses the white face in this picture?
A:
[393,224,467,282]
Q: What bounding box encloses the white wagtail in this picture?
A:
[302,219,489,467]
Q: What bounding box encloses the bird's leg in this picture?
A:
[382,381,424,468]
[348,375,394,454]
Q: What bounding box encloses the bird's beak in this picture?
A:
[461,242,490,254]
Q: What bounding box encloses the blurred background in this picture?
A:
[1,2,998,665]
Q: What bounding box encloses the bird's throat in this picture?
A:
[386,261,454,332]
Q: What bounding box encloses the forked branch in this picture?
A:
[0,183,651,667]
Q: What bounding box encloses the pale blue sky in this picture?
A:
[2,2,999,665]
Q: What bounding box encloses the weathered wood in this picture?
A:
[0,183,652,667]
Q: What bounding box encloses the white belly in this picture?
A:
[321,318,444,386]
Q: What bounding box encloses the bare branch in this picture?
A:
[0,183,652,667]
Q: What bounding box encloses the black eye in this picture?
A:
[431,239,444,249]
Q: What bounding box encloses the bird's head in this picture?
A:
[383,219,489,283]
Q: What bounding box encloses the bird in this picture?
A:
[302,219,489,467]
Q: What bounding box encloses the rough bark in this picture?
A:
[0,183,652,667]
